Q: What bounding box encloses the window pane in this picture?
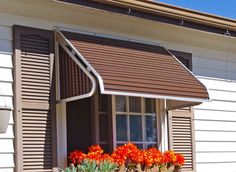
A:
[129,97,141,113]
[116,96,127,112]
[136,144,143,149]
[145,99,155,113]
[130,115,142,141]
[99,94,108,112]
[145,116,157,142]
[116,115,127,141]
[144,144,157,149]
[99,114,109,142]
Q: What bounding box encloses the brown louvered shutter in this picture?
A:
[13,25,57,172]
[168,109,195,172]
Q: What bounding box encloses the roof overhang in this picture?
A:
[55,28,210,109]
[54,0,236,37]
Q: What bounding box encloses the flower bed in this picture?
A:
[64,143,184,172]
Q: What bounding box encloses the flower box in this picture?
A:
[64,143,184,172]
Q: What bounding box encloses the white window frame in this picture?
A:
[111,95,162,149]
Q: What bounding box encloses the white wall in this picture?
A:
[191,48,236,172]
[0,25,14,172]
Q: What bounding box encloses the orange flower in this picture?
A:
[67,143,185,169]
[68,150,86,165]
[175,153,185,166]
[164,150,177,164]
[111,143,140,165]
[142,149,153,167]
[148,148,164,166]
[88,144,103,155]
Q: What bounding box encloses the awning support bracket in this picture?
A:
[55,30,97,103]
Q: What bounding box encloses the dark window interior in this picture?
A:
[170,50,192,71]
[67,97,92,153]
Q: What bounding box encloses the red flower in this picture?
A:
[68,150,86,165]
[111,143,140,165]
[175,153,185,166]
[164,150,176,164]
[147,148,164,166]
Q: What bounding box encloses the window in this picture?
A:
[113,96,158,149]
[170,50,192,71]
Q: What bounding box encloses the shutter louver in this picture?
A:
[168,109,195,172]
[14,26,56,172]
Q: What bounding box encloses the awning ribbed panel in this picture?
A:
[62,31,209,103]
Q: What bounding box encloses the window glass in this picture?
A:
[145,115,157,142]
[130,115,142,141]
[116,115,128,141]
[144,144,157,149]
[145,99,155,114]
[115,96,158,149]
[116,96,127,112]
[129,97,141,113]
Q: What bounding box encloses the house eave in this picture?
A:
[54,0,236,37]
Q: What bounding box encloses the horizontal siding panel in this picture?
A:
[195,131,236,142]
[0,68,12,82]
[194,77,236,172]
[0,54,12,68]
[196,152,236,163]
[0,168,14,172]
[227,71,236,81]
[0,25,12,40]
[195,100,236,111]
[0,154,14,168]
[195,142,236,152]
[0,39,12,53]
[208,89,236,102]
[193,56,227,71]
[194,67,228,80]
[0,97,13,108]
[0,82,13,96]
[198,77,236,92]
[194,109,236,121]
[0,139,14,153]
[195,120,236,131]
[196,163,236,172]
[0,125,14,139]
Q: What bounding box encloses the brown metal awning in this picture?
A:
[56,29,209,108]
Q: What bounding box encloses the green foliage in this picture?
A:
[77,159,98,172]
[63,164,77,172]
[99,160,118,172]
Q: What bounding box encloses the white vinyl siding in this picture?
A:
[194,77,236,172]
[0,25,14,171]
